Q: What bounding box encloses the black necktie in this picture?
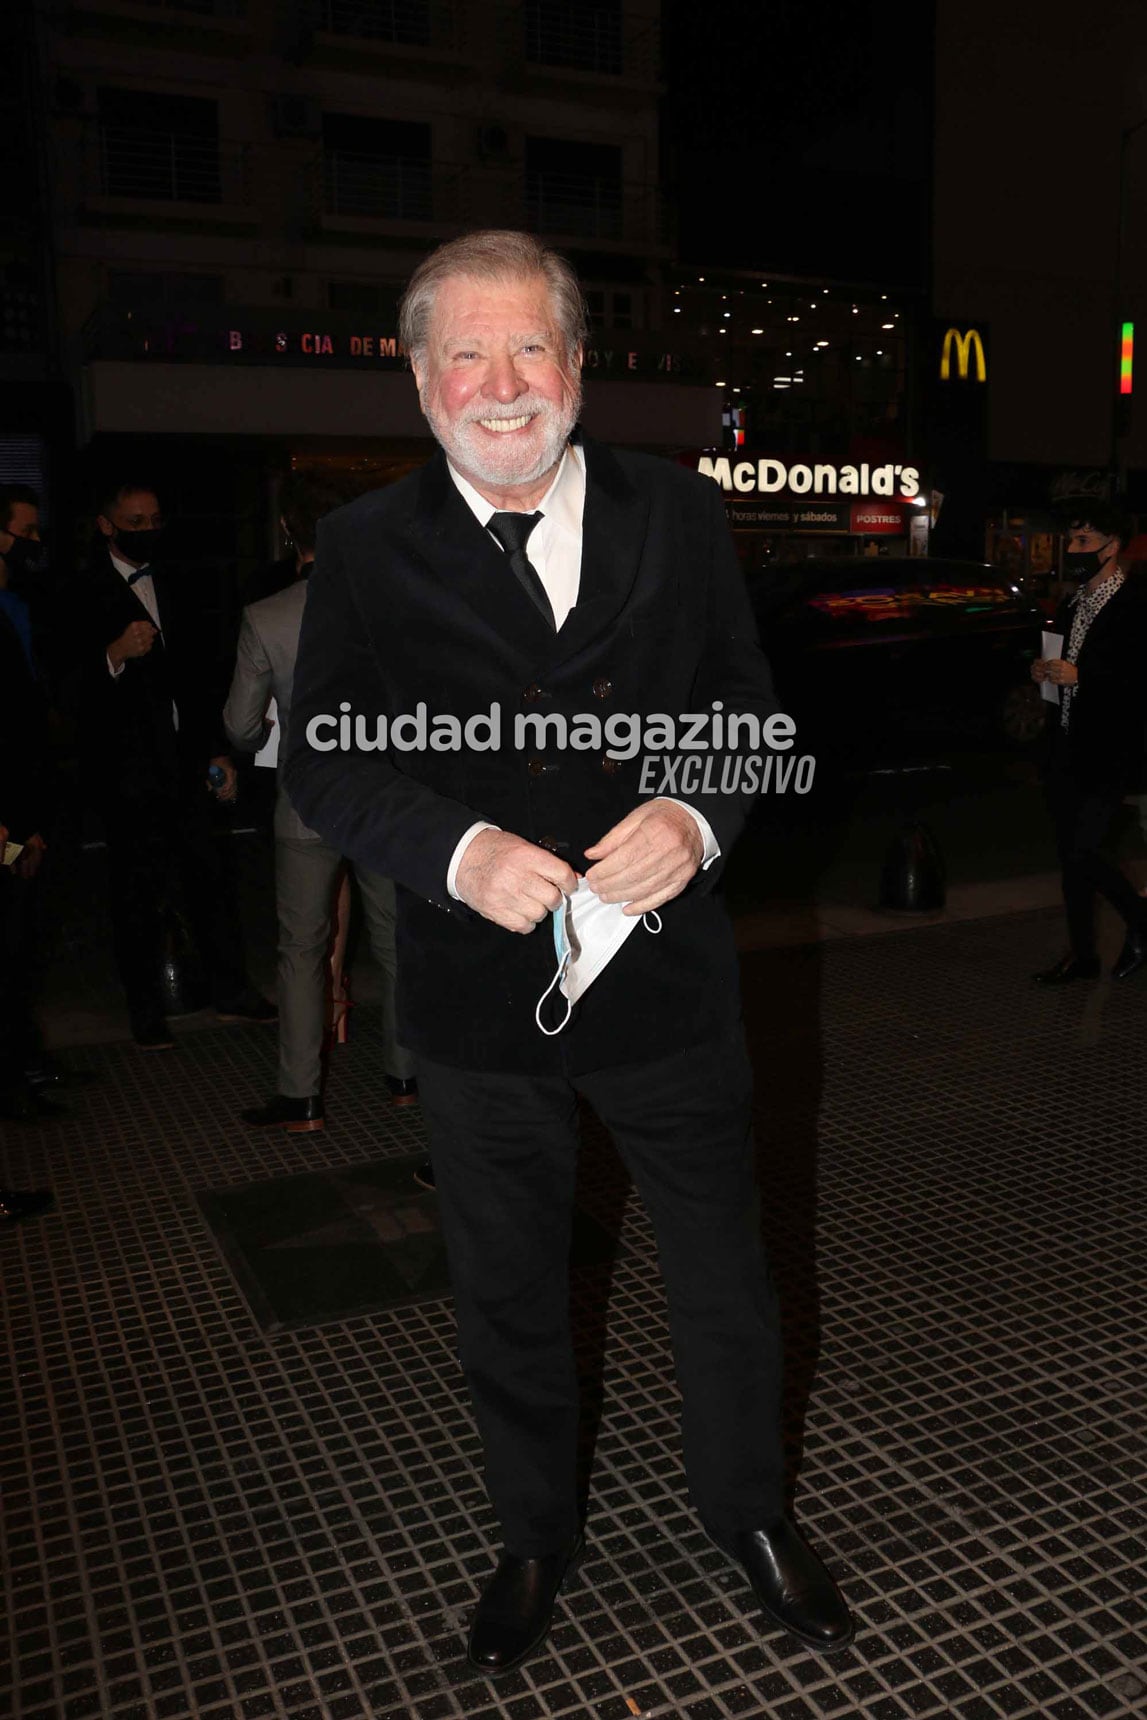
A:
[126,567,150,586]
[485,511,556,630]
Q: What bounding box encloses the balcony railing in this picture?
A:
[93,126,249,205]
[526,171,622,242]
[516,0,661,83]
[87,0,247,15]
[524,1,621,75]
[322,150,433,220]
[307,0,434,42]
[87,126,251,209]
[304,0,463,51]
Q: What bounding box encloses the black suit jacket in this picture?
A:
[78,543,231,803]
[285,434,781,1073]
[0,602,49,842]
[1048,574,1147,790]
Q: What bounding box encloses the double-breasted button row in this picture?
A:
[522,683,543,703]
[592,677,612,700]
[600,755,622,776]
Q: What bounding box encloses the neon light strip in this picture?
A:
[1120,321,1134,395]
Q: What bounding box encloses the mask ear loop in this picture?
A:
[535,955,573,1036]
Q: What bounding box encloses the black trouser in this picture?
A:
[0,864,42,1090]
[416,1028,786,1555]
[103,780,247,1018]
[1045,762,1146,959]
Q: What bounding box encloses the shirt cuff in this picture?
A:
[447,821,501,900]
[107,653,124,679]
[658,798,721,870]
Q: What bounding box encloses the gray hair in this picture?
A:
[398,230,589,365]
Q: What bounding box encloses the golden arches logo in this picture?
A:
[939,327,987,382]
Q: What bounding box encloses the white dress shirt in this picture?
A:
[443,445,719,899]
[106,547,178,730]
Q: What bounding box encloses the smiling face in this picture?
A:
[411,271,582,504]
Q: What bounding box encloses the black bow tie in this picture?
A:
[485,511,555,630]
[126,567,150,586]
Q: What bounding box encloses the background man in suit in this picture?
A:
[83,481,275,1049]
[0,484,58,1135]
[1031,503,1147,983]
[223,470,416,1132]
[286,231,853,1671]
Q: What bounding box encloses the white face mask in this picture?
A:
[535,877,662,1036]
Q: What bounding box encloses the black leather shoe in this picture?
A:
[708,1518,855,1654]
[387,1076,419,1107]
[0,1188,55,1224]
[216,990,278,1025]
[467,1534,584,1675]
[1112,932,1147,980]
[1032,954,1101,984]
[25,1057,97,1089]
[240,1094,325,1133]
[0,1082,69,1123]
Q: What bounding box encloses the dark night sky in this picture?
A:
[662,0,934,288]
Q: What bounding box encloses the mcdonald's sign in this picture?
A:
[939,326,987,383]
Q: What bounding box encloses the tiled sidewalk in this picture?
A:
[2,910,1145,1720]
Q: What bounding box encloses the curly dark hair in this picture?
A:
[1060,498,1134,547]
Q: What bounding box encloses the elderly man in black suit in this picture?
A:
[285,231,853,1671]
[82,482,275,1048]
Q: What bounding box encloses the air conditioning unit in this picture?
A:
[270,95,322,140]
[476,123,511,163]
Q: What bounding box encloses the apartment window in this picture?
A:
[327,281,401,315]
[525,0,622,75]
[526,137,622,241]
[322,114,431,220]
[109,271,225,305]
[310,0,431,44]
[584,287,637,329]
[98,89,221,203]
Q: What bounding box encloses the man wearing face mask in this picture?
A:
[1030,503,1147,983]
[81,480,276,1048]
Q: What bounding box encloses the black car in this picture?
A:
[748,556,1045,759]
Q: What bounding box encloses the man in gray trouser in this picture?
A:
[224,471,416,1131]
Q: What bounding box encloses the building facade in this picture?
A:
[932,0,1147,567]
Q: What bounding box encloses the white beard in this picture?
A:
[423,384,581,491]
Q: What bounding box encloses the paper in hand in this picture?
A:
[1040,631,1064,704]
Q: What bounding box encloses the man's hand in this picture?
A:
[108,619,157,669]
[1030,658,1050,683]
[15,833,46,879]
[455,829,577,934]
[209,756,238,802]
[584,800,704,916]
[1044,658,1078,688]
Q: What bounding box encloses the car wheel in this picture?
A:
[1001,682,1045,745]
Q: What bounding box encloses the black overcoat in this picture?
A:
[1047,574,1147,791]
[285,434,782,1073]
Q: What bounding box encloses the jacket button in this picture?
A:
[528,757,546,776]
[522,683,543,702]
[538,835,559,852]
[592,676,613,699]
[600,754,621,775]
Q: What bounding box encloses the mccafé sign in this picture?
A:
[698,454,922,500]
